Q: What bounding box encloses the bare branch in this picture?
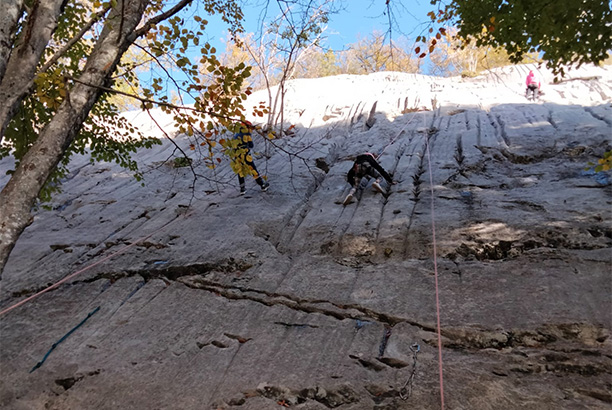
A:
[65,75,242,124]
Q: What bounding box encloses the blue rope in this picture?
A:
[30,306,100,373]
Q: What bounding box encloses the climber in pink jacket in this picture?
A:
[525,70,541,100]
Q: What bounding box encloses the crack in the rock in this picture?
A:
[176,275,434,332]
[454,134,465,168]
[584,105,612,126]
[271,200,311,251]
[494,114,511,147]
[464,110,471,130]
[378,326,392,357]
[260,140,349,256]
[374,144,407,243]
[487,112,505,147]
[401,138,429,259]
[547,108,559,130]
[274,321,319,329]
[10,259,609,361]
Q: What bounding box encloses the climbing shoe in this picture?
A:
[343,193,354,205]
[261,182,270,192]
[372,181,385,194]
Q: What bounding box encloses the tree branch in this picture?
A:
[38,4,113,75]
[65,74,241,124]
[132,0,193,40]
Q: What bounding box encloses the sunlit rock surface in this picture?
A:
[1,64,611,409]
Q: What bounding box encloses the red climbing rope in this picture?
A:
[0,212,189,317]
[424,126,446,409]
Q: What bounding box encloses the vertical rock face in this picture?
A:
[1,65,611,409]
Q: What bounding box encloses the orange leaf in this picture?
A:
[189,144,195,150]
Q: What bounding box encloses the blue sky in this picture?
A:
[202,0,435,55]
[147,1,437,105]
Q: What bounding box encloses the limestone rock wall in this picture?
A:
[1,64,611,409]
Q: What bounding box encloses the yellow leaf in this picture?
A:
[490,16,496,24]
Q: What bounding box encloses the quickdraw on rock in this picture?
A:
[399,343,420,400]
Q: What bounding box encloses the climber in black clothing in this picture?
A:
[343,153,394,205]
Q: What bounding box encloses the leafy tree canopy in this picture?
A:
[425,0,612,76]
[0,0,263,275]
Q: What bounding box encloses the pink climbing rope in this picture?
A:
[0,213,188,317]
[424,131,446,409]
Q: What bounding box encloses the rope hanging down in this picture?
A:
[424,119,446,410]
[0,212,191,317]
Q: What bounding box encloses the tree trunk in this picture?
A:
[0,0,68,142]
[0,0,148,277]
[0,0,24,81]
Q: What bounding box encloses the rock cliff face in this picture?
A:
[1,64,611,410]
